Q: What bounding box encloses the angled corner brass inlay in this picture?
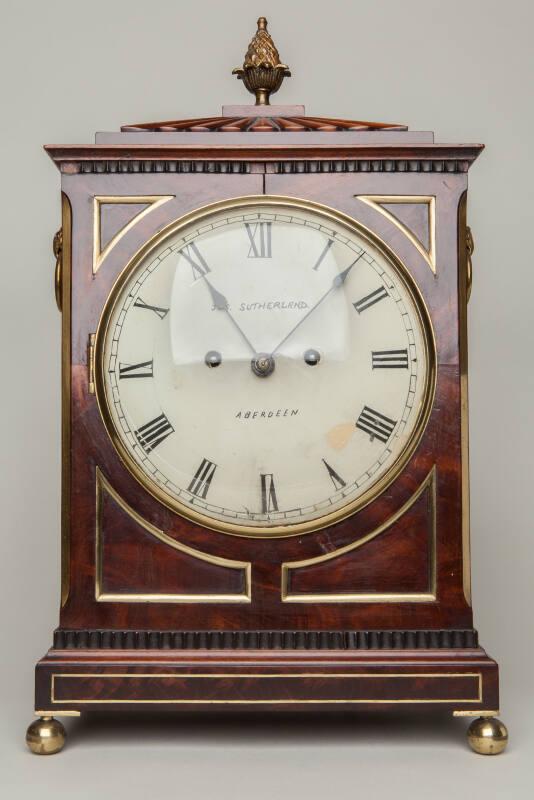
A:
[95,468,251,603]
[281,467,437,603]
[356,195,436,274]
[93,195,173,275]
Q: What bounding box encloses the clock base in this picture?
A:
[30,636,503,753]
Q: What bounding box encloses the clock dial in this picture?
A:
[96,197,435,536]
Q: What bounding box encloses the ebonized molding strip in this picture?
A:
[53,629,479,651]
[56,159,471,175]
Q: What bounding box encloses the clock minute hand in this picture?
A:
[333,256,361,287]
[270,254,363,357]
[203,276,258,356]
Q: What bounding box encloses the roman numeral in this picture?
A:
[371,349,409,369]
[245,222,272,258]
[322,459,346,491]
[119,359,154,379]
[187,458,217,499]
[133,297,169,319]
[179,241,211,281]
[356,406,397,444]
[312,238,334,271]
[260,473,279,513]
[134,413,174,453]
[353,286,388,314]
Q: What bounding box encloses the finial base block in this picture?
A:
[222,104,305,118]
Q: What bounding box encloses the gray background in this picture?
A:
[1,0,533,795]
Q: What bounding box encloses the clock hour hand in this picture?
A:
[205,279,229,312]
[203,276,258,356]
[271,253,364,357]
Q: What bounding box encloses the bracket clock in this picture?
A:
[26,18,508,755]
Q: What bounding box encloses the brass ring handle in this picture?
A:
[53,228,63,312]
[466,226,474,302]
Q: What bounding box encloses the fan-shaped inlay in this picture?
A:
[121,115,407,133]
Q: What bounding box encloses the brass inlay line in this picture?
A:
[281,466,437,603]
[95,468,251,603]
[51,672,482,705]
[93,195,173,275]
[60,193,72,607]
[356,195,436,274]
[458,192,472,606]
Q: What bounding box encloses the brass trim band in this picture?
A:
[458,192,472,606]
[35,710,81,718]
[60,193,72,607]
[453,710,499,718]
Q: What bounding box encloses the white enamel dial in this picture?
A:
[96,198,434,537]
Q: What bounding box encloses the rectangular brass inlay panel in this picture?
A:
[281,467,437,603]
[95,468,251,603]
[51,672,482,705]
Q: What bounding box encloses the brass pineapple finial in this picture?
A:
[232,17,291,106]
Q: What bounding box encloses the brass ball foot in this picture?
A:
[26,716,66,755]
[467,716,508,755]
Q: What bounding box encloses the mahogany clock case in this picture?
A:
[55,161,473,633]
[32,106,501,731]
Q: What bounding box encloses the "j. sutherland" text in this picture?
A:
[239,301,309,311]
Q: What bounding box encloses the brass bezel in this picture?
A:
[94,195,437,539]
